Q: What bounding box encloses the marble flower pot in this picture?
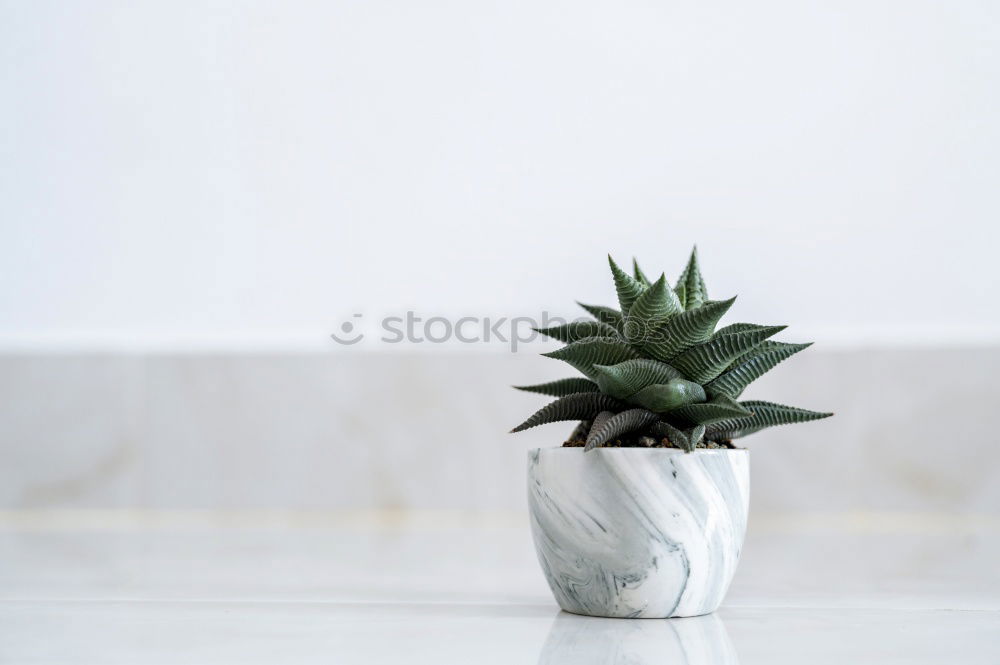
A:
[527,447,749,618]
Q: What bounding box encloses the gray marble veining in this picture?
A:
[528,447,749,618]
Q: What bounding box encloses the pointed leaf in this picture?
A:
[671,325,786,383]
[586,410,615,443]
[674,282,687,311]
[705,400,833,439]
[641,297,736,361]
[714,322,769,337]
[585,408,659,450]
[623,274,683,342]
[534,321,617,343]
[592,358,683,399]
[577,302,624,333]
[687,425,706,449]
[608,255,646,314]
[675,247,708,309]
[632,258,651,286]
[627,379,706,413]
[542,337,641,379]
[667,394,754,426]
[706,342,812,398]
[708,425,767,441]
[514,377,599,397]
[510,393,627,433]
[650,420,691,452]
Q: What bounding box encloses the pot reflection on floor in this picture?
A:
[537,610,738,665]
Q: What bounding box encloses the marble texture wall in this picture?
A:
[2,347,998,514]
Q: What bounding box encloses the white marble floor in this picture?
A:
[1,510,998,664]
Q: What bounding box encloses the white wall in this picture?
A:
[5,348,1000,513]
[2,0,999,349]
[2,2,1000,518]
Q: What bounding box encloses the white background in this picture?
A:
[2,8,999,662]
[2,0,999,349]
[2,0,1000,520]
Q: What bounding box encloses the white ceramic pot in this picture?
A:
[527,447,749,618]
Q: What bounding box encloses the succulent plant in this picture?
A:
[511,248,832,451]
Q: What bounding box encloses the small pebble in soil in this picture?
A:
[638,436,656,447]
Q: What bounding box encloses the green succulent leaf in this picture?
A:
[650,420,692,452]
[632,258,651,287]
[674,282,687,311]
[714,322,770,337]
[641,297,736,362]
[534,321,617,343]
[623,273,683,343]
[706,342,812,398]
[608,255,647,314]
[586,410,615,442]
[510,393,627,433]
[514,377,599,397]
[543,337,641,380]
[705,400,833,439]
[627,379,706,413]
[511,250,832,445]
[584,408,659,451]
[667,394,754,426]
[671,325,786,384]
[676,247,708,309]
[592,358,684,399]
[716,424,769,440]
[577,302,625,333]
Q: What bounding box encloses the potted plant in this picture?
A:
[512,249,831,618]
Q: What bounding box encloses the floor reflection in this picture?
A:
[537,611,739,665]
